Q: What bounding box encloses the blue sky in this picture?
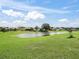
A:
[0,0,79,27]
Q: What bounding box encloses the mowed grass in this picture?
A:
[0,31,79,59]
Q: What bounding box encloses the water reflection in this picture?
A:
[17,32,66,38]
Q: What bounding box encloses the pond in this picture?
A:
[17,32,66,38]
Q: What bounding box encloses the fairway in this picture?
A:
[0,31,79,59]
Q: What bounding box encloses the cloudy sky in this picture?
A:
[0,0,79,27]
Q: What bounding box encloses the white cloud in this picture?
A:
[62,0,78,10]
[62,6,70,10]
[0,0,78,27]
[58,18,69,22]
[24,11,45,20]
[0,20,10,27]
[2,9,24,17]
[0,0,70,14]
[53,18,69,27]
[54,19,79,27]
[0,20,27,27]
[12,20,27,27]
[0,19,79,27]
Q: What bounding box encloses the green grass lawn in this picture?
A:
[0,31,79,59]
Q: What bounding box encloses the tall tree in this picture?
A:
[67,28,74,38]
[41,23,51,36]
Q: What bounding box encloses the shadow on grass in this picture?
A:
[67,35,75,39]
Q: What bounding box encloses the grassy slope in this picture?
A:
[0,31,79,59]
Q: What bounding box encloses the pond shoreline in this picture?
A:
[17,32,67,38]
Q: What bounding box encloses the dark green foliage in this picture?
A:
[1,28,8,32]
[41,23,51,30]
[34,26,39,31]
[67,28,74,38]
[41,23,51,36]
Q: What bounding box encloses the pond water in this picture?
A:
[17,32,66,38]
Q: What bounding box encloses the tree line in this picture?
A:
[0,23,79,32]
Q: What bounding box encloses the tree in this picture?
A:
[35,26,39,32]
[67,28,74,38]
[1,28,7,32]
[41,23,51,36]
